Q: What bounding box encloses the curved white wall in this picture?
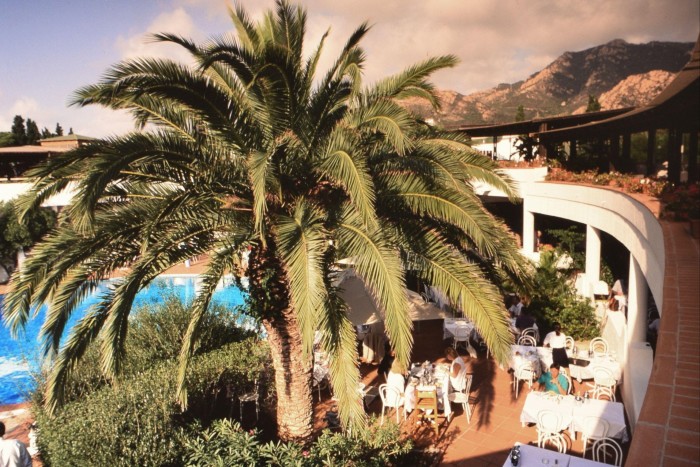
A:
[521,182,665,311]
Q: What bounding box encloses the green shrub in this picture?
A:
[183,418,416,467]
[39,297,257,404]
[529,250,600,340]
[34,339,268,467]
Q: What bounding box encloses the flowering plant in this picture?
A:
[661,183,700,221]
[545,169,667,197]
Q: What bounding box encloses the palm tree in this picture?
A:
[3,1,530,442]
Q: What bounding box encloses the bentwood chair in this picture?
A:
[592,438,623,466]
[513,360,536,398]
[536,410,567,452]
[447,372,474,424]
[517,335,537,347]
[565,336,576,353]
[589,337,609,356]
[581,416,610,458]
[521,326,539,343]
[238,379,260,424]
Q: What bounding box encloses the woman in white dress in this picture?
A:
[445,347,469,391]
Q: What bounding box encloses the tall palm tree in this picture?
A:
[3,1,530,442]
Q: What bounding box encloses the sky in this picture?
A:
[1,0,698,138]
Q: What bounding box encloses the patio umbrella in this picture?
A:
[338,272,448,326]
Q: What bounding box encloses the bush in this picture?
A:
[184,418,416,467]
[34,339,268,467]
[529,250,600,340]
[42,297,257,404]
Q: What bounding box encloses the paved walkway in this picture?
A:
[626,221,700,466]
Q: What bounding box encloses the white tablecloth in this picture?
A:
[502,443,610,466]
[404,364,452,418]
[444,319,474,340]
[520,392,629,443]
[568,355,622,382]
[508,346,622,383]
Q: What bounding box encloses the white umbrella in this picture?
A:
[338,273,449,326]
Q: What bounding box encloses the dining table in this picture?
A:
[507,346,622,383]
[443,318,474,341]
[502,443,612,466]
[519,392,629,443]
[403,362,453,419]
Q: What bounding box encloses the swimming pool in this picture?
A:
[0,275,246,405]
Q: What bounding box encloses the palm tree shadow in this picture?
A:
[470,356,497,429]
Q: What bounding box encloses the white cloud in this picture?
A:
[115,7,199,64]
[175,0,698,94]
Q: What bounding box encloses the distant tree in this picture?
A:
[515,105,526,122]
[68,127,74,135]
[0,132,14,147]
[41,127,53,139]
[26,119,40,144]
[55,123,64,136]
[585,95,601,113]
[0,200,58,269]
[11,115,26,145]
[513,135,538,162]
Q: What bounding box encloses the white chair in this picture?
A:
[592,438,623,466]
[521,327,539,343]
[453,326,470,351]
[592,385,616,402]
[513,361,535,398]
[536,410,566,452]
[561,370,573,395]
[593,366,617,393]
[238,379,260,424]
[312,368,329,400]
[517,335,537,347]
[589,337,608,356]
[378,384,405,424]
[581,416,610,458]
[448,372,474,424]
[565,336,575,352]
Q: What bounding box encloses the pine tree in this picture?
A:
[68,128,74,135]
[41,128,52,139]
[55,123,64,136]
[586,95,601,113]
[26,119,40,144]
[11,115,26,145]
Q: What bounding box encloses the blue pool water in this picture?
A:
[0,276,246,405]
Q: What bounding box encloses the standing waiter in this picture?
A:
[543,323,569,370]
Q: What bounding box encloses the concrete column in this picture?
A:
[522,202,536,253]
[688,131,698,183]
[646,129,656,176]
[627,255,648,344]
[585,225,601,286]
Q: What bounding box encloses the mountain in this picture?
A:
[400,39,694,127]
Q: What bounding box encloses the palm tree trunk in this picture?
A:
[262,308,314,442]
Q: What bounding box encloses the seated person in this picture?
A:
[515,307,536,332]
[386,359,407,395]
[535,363,568,395]
[444,347,470,391]
[508,296,523,318]
[377,344,396,380]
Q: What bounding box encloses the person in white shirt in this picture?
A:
[386,359,407,409]
[543,323,569,370]
[445,347,469,391]
[0,421,32,467]
[508,296,524,318]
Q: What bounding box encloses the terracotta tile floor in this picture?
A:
[312,320,628,466]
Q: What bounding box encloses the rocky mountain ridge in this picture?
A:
[400,39,694,127]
